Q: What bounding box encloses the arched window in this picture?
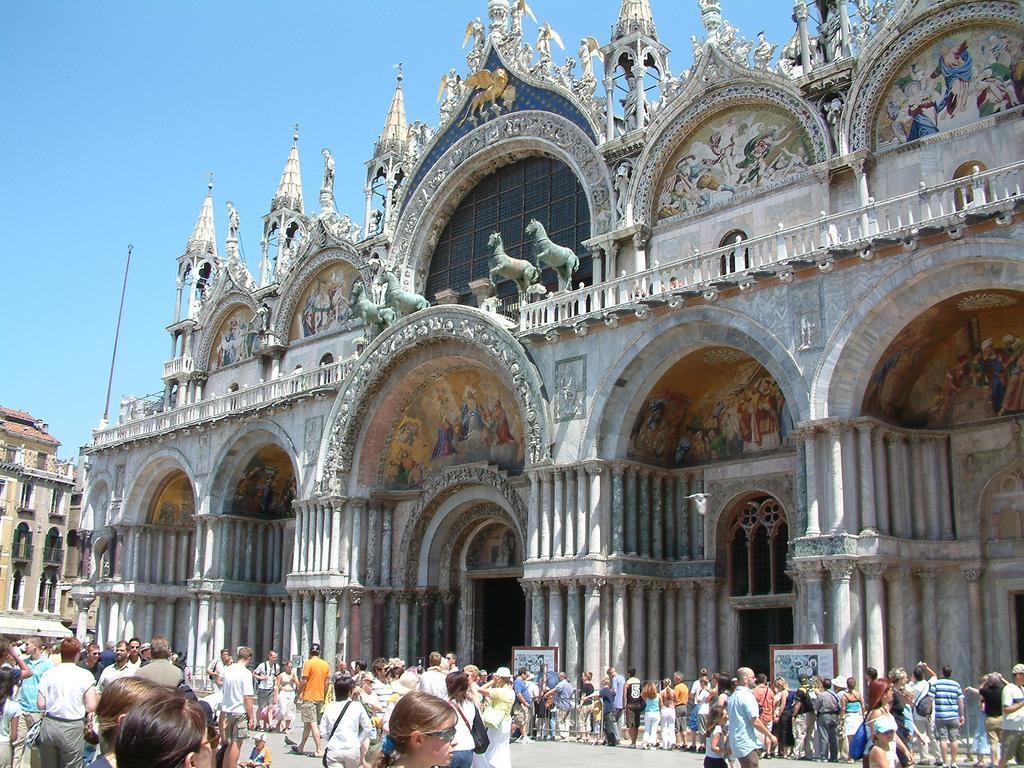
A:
[228,383,240,393]
[44,527,62,564]
[953,161,989,210]
[195,261,215,300]
[12,523,31,560]
[426,156,592,304]
[728,497,791,596]
[319,353,334,366]
[10,570,23,611]
[719,230,749,276]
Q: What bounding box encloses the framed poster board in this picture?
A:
[770,643,838,689]
[511,646,559,682]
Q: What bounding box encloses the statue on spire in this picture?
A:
[463,18,486,71]
[698,0,722,42]
[226,201,240,241]
[322,148,335,194]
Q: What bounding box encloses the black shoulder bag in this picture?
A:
[453,701,490,754]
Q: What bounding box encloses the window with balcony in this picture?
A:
[12,523,32,561]
[10,569,23,611]
[43,527,62,565]
[37,569,58,613]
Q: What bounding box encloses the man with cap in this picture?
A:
[240,734,272,767]
[998,664,1024,768]
[294,643,330,757]
[512,668,534,742]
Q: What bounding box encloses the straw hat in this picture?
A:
[392,670,421,695]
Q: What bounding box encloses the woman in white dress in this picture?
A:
[480,668,515,768]
[276,660,300,735]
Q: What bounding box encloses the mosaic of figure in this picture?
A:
[864,291,1024,427]
[656,108,812,220]
[148,473,194,527]
[290,264,359,340]
[231,446,296,518]
[875,27,1024,148]
[212,307,261,369]
[629,347,793,466]
[383,369,524,489]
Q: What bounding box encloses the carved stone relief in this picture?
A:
[554,356,586,422]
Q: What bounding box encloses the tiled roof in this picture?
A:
[0,407,59,446]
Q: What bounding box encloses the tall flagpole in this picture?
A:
[101,244,133,429]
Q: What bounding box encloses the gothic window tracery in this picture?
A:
[728,496,791,596]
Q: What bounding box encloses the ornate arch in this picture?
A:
[810,237,1024,420]
[207,419,303,512]
[272,245,368,343]
[439,505,521,592]
[581,304,808,462]
[631,74,830,228]
[316,305,551,491]
[194,293,259,374]
[397,465,528,588]
[120,448,198,526]
[843,0,1022,152]
[391,111,615,291]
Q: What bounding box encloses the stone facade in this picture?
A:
[80,0,1024,683]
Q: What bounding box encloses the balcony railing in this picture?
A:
[11,544,33,562]
[163,356,194,379]
[93,358,353,449]
[513,161,1023,332]
[42,547,63,565]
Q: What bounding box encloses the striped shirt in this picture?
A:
[931,677,964,721]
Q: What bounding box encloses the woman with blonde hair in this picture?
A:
[479,668,515,768]
[275,660,300,737]
[659,679,678,750]
[642,682,661,749]
[88,677,166,768]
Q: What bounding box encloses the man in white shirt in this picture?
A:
[729,667,777,768]
[419,652,448,699]
[96,641,135,692]
[253,650,279,730]
[221,646,256,768]
[35,638,98,768]
[998,664,1024,768]
[208,648,233,691]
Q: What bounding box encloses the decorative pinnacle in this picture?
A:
[394,62,404,84]
[293,123,300,144]
[207,172,214,192]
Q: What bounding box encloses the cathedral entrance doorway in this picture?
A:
[738,607,793,676]
[475,577,526,671]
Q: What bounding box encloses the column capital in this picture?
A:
[372,590,387,605]
[585,577,606,593]
[884,430,905,446]
[349,587,365,605]
[322,589,340,603]
[583,459,606,476]
[612,579,627,596]
[860,562,889,580]
[826,559,853,581]
[699,579,720,597]
[793,561,824,580]
[960,564,983,582]
[396,589,415,603]
[648,581,667,595]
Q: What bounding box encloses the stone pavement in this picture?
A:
[261,728,841,768]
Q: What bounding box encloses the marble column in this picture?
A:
[700,581,718,671]
[367,505,380,585]
[531,584,546,646]
[676,476,690,560]
[313,591,325,647]
[910,438,928,539]
[552,468,564,558]
[862,564,887,672]
[611,465,625,555]
[398,593,410,662]
[802,564,825,643]
[548,582,564,655]
[123,597,136,640]
[381,507,393,585]
[681,584,697,677]
[916,566,938,664]
[203,521,216,578]
[324,591,339,661]
[885,566,909,667]
[564,468,577,558]
[245,599,258,654]
[351,501,364,582]
[829,561,853,675]
[583,578,603,678]
[651,474,664,560]
[331,500,346,575]
[612,581,627,673]
[575,465,588,556]
[663,585,677,679]
[289,594,300,660]
[828,424,845,533]
[961,565,984,678]
[197,595,211,668]
[231,599,244,652]
[629,581,645,675]
[872,430,891,535]
[540,470,553,560]
[143,599,156,641]
[300,592,312,653]
[858,424,878,532]
[663,474,676,560]
[638,470,651,558]
[213,598,226,656]
[937,439,955,540]
[255,524,266,583]
[804,429,822,535]
[625,469,638,556]
[528,472,541,560]
[338,592,350,662]
[272,601,283,657]
[646,584,662,680]
[565,581,580,681]
[349,589,364,659]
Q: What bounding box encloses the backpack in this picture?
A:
[914,685,933,718]
[849,720,870,759]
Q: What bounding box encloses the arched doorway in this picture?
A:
[462,520,525,670]
[726,495,794,674]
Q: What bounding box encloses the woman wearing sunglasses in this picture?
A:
[376,691,457,768]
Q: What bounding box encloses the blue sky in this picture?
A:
[0,1,794,459]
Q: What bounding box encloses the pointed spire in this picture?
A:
[613,0,658,39]
[186,175,218,258]
[272,126,304,214]
[378,64,409,150]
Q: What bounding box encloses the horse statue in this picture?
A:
[351,280,396,331]
[487,232,546,296]
[377,268,430,317]
[524,218,579,292]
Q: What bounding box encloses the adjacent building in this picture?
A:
[0,407,75,639]
[78,0,1024,681]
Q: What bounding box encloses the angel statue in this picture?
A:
[437,68,462,122]
[508,0,536,43]
[753,31,776,71]
[321,148,335,193]
[463,17,486,71]
[534,21,564,76]
[578,36,602,81]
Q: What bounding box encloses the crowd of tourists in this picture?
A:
[0,630,1022,768]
